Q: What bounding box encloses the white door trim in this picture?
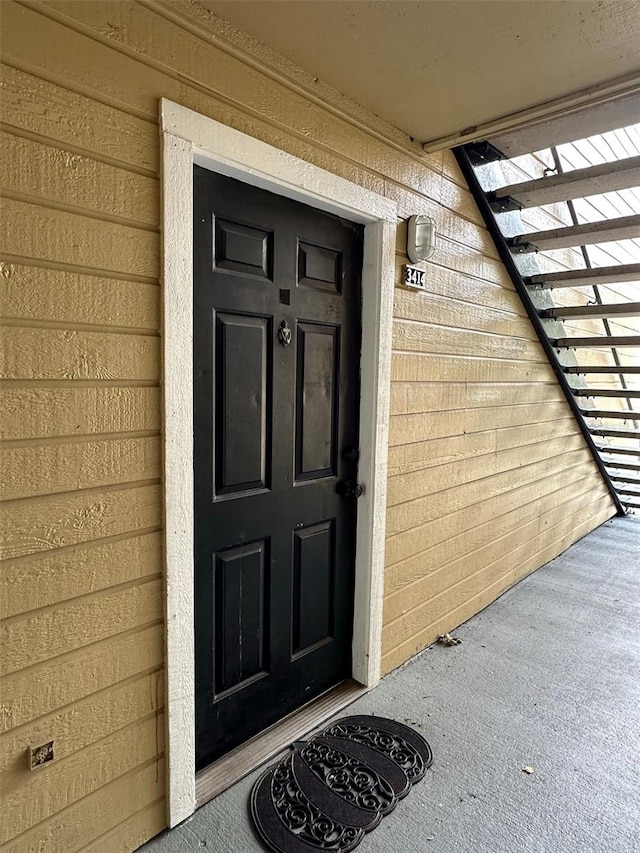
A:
[160,99,397,826]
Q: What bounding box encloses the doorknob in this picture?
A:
[336,480,364,498]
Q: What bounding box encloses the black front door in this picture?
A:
[193,167,363,770]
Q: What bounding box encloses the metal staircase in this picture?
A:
[455,124,640,515]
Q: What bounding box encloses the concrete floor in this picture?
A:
[143,515,640,853]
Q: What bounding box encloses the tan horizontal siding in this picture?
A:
[1,759,166,853]
[0,1,412,194]
[2,715,164,846]
[2,197,159,278]
[0,386,161,441]
[381,500,614,673]
[387,433,588,506]
[393,291,530,334]
[0,531,162,619]
[0,64,159,173]
[392,320,546,360]
[0,484,162,561]
[390,380,563,416]
[83,800,167,853]
[0,130,159,226]
[392,265,524,313]
[389,402,571,448]
[391,351,555,383]
[397,240,506,284]
[1,326,159,381]
[386,463,598,568]
[1,671,164,834]
[1,624,164,733]
[0,0,615,850]
[0,262,160,330]
[388,418,581,478]
[387,452,602,537]
[385,471,601,595]
[384,483,609,623]
[1,578,162,676]
[1,436,161,500]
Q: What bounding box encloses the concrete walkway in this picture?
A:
[143,515,640,853]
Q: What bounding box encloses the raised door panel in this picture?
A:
[214,312,272,497]
[214,218,273,280]
[297,241,342,292]
[295,322,339,482]
[292,520,336,658]
[214,539,269,696]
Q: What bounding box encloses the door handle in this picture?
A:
[336,480,364,498]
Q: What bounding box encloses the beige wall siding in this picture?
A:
[0,1,616,850]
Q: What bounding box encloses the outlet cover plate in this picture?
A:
[30,740,54,770]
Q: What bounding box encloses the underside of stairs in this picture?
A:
[456,120,640,514]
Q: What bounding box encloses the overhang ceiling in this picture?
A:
[200,0,640,149]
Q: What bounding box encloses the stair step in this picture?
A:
[590,427,640,439]
[486,92,640,159]
[553,335,640,348]
[602,460,640,472]
[565,365,640,374]
[621,498,640,509]
[575,388,640,398]
[489,155,640,210]
[526,263,640,288]
[595,445,640,457]
[617,486,640,497]
[581,409,640,420]
[609,475,640,485]
[540,302,640,320]
[508,213,640,252]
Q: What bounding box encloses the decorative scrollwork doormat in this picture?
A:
[250,715,433,852]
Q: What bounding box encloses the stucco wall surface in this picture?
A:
[0,1,616,851]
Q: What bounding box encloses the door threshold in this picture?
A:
[195,680,367,807]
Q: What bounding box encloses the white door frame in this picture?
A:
[160,99,397,826]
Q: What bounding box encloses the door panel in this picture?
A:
[214,217,273,279]
[214,312,271,496]
[194,167,363,770]
[292,519,336,657]
[214,539,269,696]
[295,322,339,481]
[297,241,342,292]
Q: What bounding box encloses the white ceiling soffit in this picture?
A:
[200,0,640,151]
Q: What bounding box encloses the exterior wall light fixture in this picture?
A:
[407,214,436,263]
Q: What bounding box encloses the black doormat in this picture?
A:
[250,715,433,852]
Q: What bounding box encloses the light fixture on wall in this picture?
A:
[407,214,436,263]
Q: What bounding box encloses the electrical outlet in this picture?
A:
[29,740,54,770]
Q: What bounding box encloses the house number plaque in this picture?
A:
[403,265,427,290]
